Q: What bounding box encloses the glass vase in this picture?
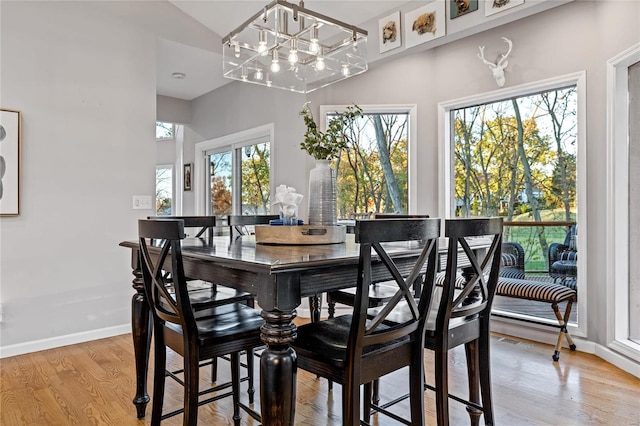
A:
[308,159,337,226]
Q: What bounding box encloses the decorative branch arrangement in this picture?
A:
[477,37,513,87]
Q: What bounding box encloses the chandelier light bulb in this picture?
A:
[288,39,298,64]
[342,64,350,77]
[270,49,281,73]
[254,68,264,81]
[258,30,268,55]
[309,26,319,54]
[315,56,325,71]
[234,43,241,58]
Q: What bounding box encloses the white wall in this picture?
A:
[0,1,157,354]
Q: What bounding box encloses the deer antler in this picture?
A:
[496,37,512,69]
[477,37,513,87]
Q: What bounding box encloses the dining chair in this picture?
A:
[138,218,263,426]
[147,215,258,397]
[429,217,502,426]
[228,214,280,240]
[324,214,430,399]
[292,217,441,425]
[378,217,503,425]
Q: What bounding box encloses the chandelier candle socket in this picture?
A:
[222,0,368,93]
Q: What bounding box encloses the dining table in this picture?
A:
[120,231,490,425]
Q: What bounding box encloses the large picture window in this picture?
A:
[321,105,416,218]
[440,73,586,334]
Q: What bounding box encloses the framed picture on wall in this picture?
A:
[379,11,402,53]
[184,163,192,191]
[450,0,478,19]
[485,0,524,16]
[405,1,446,49]
[0,108,21,216]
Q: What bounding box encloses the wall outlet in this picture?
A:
[132,195,153,210]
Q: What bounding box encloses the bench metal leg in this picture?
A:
[551,300,577,361]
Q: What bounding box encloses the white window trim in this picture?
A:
[606,43,640,362]
[194,123,275,215]
[438,72,588,338]
[319,104,418,214]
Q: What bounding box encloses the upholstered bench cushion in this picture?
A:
[496,277,576,303]
[435,272,576,303]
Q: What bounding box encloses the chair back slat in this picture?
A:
[147,215,216,239]
[349,218,441,358]
[228,214,280,239]
[437,218,503,333]
[138,219,196,332]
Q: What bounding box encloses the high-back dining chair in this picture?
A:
[429,217,503,426]
[146,215,257,400]
[291,218,441,425]
[138,219,263,426]
[378,217,503,426]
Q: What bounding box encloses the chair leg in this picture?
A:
[246,349,255,403]
[363,382,373,423]
[372,379,380,406]
[410,347,426,426]
[342,381,360,426]
[151,329,166,426]
[478,329,494,426]
[231,352,242,426]
[211,357,218,382]
[434,346,449,426]
[464,340,482,426]
[183,347,200,426]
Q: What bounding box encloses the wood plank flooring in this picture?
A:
[1,331,638,425]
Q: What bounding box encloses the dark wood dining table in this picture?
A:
[120,232,489,425]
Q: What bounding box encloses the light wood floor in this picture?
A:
[1,331,638,425]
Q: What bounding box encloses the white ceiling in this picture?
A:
[158,1,407,100]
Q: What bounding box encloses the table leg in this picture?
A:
[260,309,297,426]
[130,249,151,418]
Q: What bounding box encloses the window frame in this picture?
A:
[194,124,274,216]
[156,121,175,141]
[319,104,418,215]
[606,43,640,363]
[438,71,587,338]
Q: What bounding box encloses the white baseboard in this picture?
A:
[0,324,131,359]
[594,344,640,378]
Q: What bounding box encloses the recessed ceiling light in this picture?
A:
[172,72,186,79]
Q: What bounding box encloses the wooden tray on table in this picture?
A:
[255,225,346,245]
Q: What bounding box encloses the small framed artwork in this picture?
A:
[183,163,192,191]
[485,0,524,16]
[405,1,446,49]
[379,11,401,53]
[450,0,478,19]
[0,109,21,216]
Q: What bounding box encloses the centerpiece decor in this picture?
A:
[299,102,361,225]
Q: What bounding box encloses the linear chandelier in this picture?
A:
[222,0,368,94]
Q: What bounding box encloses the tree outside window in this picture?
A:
[327,111,409,218]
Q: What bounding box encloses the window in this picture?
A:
[207,142,270,216]
[156,122,175,140]
[195,124,274,218]
[440,73,586,334]
[155,164,173,215]
[321,105,417,218]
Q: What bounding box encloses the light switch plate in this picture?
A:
[132,195,153,210]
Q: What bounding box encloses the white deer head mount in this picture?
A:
[477,37,513,87]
